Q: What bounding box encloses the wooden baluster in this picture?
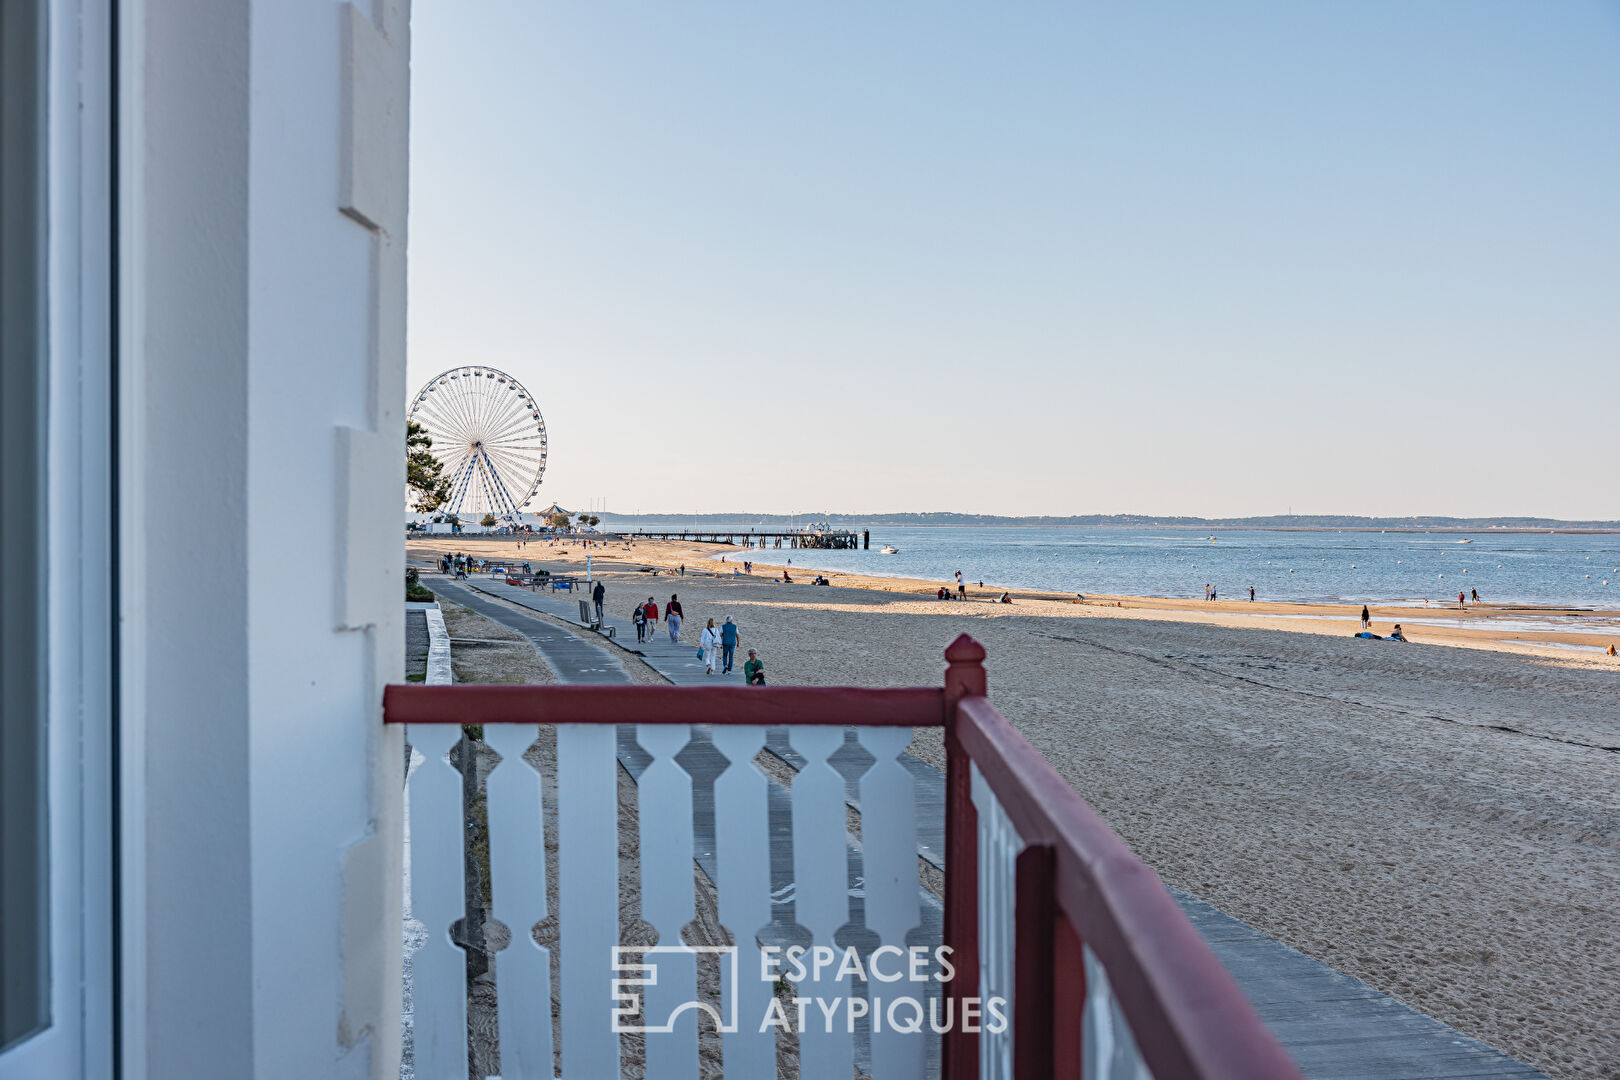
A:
[1082,945,1152,1079]
[789,726,857,1080]
[971,763,1023,1080]
[711,725,777,1077]
[856,727,926,1079]
[637,724,698,1080]
[407,724,469,1080]
[484,725,554,1078]
[557,722,620,1077]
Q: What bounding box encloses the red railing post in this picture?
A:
[1013,844,1055,1080]
[1051,915,1086,1080]
[943,634,987,1080]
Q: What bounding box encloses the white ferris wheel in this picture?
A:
[408,365,548,522]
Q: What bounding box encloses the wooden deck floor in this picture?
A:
[1173,892,1546,1079]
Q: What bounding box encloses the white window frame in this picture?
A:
[0,0,117,1076]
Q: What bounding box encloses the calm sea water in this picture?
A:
[612,524,1620,609]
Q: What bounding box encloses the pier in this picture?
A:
[621,527,869,550]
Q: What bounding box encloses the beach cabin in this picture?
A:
[2,3,1294,1078]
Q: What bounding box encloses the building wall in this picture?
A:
[130,1,409,1077]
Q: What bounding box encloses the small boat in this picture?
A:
[880,545,899,555]
[1457,538,1473,544]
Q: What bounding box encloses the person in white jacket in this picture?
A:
[700,618,720,675]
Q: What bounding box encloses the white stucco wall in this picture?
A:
[130,1,409,1077]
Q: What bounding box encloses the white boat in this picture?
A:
[880,545,899,555]
[1457,538,1473,544]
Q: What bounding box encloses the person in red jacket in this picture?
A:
[643,597,659,635]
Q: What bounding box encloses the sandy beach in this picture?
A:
[411,534,1620,1078]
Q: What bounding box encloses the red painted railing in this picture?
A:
[384,634,1300,1079]
[940,637,1299,1079]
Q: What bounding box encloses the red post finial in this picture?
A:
[944,633,986,664]
[944,634,987,702]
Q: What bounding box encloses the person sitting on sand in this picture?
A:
[1389,624,1407,642]
[999,592,1013,604]
[743,648,766,685]
[782,570,793,584]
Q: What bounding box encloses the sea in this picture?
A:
[608,524,1620,610]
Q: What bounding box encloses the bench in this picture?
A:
[577,599,616,639]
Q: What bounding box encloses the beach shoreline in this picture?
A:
[411,533,1620,663]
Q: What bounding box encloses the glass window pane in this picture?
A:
[0,0,49,1052]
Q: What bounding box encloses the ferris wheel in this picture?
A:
[408,365,548,522]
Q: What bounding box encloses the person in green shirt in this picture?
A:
[742,648,765,686]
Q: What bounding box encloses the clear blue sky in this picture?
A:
[407,2,1620,519]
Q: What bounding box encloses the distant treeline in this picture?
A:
[597,512,1620,531]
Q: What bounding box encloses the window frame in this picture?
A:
[0,0,117,1074]
[0,0,51,1051]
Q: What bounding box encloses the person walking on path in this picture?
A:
[667,594,684,642]
[720,616,739,674]
[700,619,720,674]
[632,602,647,643]
[743,648,765,685]
[1360,604,1371,630]
[644,597,659,636]
[592,580,605,622]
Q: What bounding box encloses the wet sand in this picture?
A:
[410,535,1620,1078]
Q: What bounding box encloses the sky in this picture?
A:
[407,2,1620,519]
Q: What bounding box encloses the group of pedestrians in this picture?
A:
[698,615,745,676]
[439,552,482,578]
[616,592,761,682]
[1201,583,1257,602]
[632,596,664,643]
